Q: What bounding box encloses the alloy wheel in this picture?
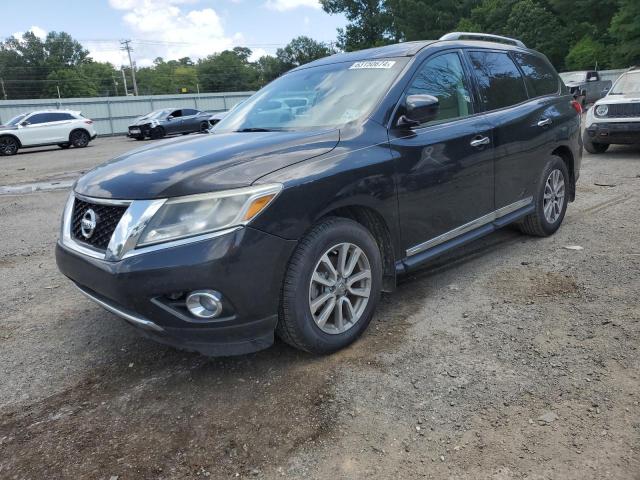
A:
[308,242,372,334]
[0,138,18,155]
[543,168,565,224]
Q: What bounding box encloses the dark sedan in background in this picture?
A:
[127,108,211,140]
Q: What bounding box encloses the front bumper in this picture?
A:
[586,122,640,144]
[56,227,296,356]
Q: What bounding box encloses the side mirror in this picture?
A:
[20,121,30,127]
[396,94,440,128]
[167,115,173,120]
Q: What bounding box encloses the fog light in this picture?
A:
[186,290,222,319]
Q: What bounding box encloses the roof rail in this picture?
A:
[439,32,526,48]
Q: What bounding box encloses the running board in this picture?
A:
[396,202,535,274]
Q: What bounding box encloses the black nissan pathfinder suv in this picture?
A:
[56,32,582,356]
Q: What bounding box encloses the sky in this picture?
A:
[3,0,346,66]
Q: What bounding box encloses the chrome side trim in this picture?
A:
[75,284,164,332]
[406,197,533,257]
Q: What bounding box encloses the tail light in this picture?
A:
[570,100,582,115]
[84,120,94,125]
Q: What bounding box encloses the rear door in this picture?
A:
[45,112,75,142]
[165,109,183,134]
[390,50,495,257]
[465,49,560,211]
[180,109,200,132]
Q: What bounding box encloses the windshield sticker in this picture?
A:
[349,60,396,70]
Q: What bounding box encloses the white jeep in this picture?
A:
[584,68,640,153]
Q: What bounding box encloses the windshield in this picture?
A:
[609,72,640,95]
[560,72,586,83]
[215,58,409,132]
[139,109,169,121]
[4,113,27,126]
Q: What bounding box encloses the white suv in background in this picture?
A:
[0,110,97,156]
[584,67,640,153]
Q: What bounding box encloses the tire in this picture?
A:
[58,143,71,149]
[134,136,145,141]
[0,136,19,156]
[70,130,90,148]
[277,217,383,354]
[200,121,210,133]
[150,126,165,140]
[518,155,569,237]
[583,131,609,154]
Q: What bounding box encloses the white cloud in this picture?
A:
[12,25,47,40]
[99,0,242,66]
[248,48,269,62]
[265,0,320,12]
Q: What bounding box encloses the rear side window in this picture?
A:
[49,112,75,121]
[467,51,528,110]
[406,52,474,125]
[182,109,198,116]
[513,53,559,97]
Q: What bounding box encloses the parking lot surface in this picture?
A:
[0,135,638,479]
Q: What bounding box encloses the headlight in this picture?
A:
[595,104,608,117]
[137,184,282,247]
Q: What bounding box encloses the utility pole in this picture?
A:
[0,78,6,100]
[112,76,118,97]
[121,40,139,96]
[121,68,129,96]
[56,85,61,99]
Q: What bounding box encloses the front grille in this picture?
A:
[71,198,128,250]
[607,103,640,118]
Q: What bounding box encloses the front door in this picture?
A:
[389,51,494,258]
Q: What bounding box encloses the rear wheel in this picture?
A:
[518,155,569,237]
[150,126,165,140]
[0,136,19,156]
[70,130,90,148]
[277,217,382,354]
[200,121,210,133]
[583,131,609,154]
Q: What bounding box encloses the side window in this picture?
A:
[406,52,473,124]
[467,51,528,110]
[25,113,51,125]
[48,112,74,121]
[513,53,559,97]
[182,109,198,116]
[170,109,183,118]
[586,72,598,81]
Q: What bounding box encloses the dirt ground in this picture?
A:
[0,136,638,479]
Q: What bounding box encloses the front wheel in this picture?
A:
[518,155,569,237]
[0,136,19,156]
[277,217,382,354]
[149,126,165,140]
[70,130,90,148]
[200,121,210,133]
[583,131,609,154]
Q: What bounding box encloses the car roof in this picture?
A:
[295,38,540,71]
[26,109,81,115]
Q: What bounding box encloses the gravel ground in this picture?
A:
[0,135,638,479]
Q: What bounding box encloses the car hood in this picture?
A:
[74,129,340,199]
[595,94,640,105]
[129,117,157,127]
[0,125,18,131]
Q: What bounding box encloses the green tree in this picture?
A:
[45,69,97,98]
[320,0,396,51]
[387,0,478,41]
[197,49,258,92]
[610,0,640,66]
[565,36,609,70]
[275,36,333,69]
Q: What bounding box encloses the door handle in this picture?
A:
[470,136,490,148]
[537,118,553,127]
